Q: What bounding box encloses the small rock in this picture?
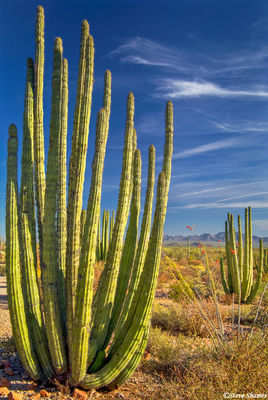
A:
[143,351,151,360]
[72,388,88,400]
[0,376,11,387]
[0,387,10,396]
[4,367,15,376]
[29,383,38,390]
[8,392,23,400]
[39,389,50,398]
[31,394,41,400]
[26,390,35,396]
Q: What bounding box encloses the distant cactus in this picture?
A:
[95,209,115,262]
[264,249,268,274]
[220,207,263,303]
[6,6,173,389]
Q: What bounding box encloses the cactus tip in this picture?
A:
[81,19,89,35]
[8,124,17,137]
[37,5,44,15]
[27,58,34,67]
[54,37,63,52]
[88,35,94,47]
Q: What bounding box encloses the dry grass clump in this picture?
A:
[152,299,209,337]
[142,328,268,400]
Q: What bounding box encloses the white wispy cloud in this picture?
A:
[172,138,240,160]
[109,37,190,73]
[110,36,268,77]
[211,120,268,133]
[170,201,268,210]
[252,219,268,233]
[155,79,268,99]
[215,192,268,203]
[175,182,267,198]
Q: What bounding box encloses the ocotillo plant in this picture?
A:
[187,236,190,262]
[6,6,173,389]
[220,207,263,304]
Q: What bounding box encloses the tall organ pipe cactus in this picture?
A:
[220,207,263,304]
[6,6,173,389]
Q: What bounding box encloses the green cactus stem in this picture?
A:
[66,26,94,361]
[42,38,67,373]
[264,249,268,273]
[81,171,167,389]
[71,107,109,384]
[105,149,142,346]
[109,210,115,244]
[80,209,87,243]
[221,207,263,303]
[246,239,263,304]
[106,323,150,390]
[57,58,68,324]
[19,59,53,378]
[6,125,42,380]
[88,93,134,363]
[34,6,46,264]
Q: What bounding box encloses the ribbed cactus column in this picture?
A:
[109,145,155,344]
[34,6,46,264]
[89,93,134,362]
[80,209,87,242]
[19,58,53,378]
[107,101,173,355]
[104,149,141,345]
[42,38,67,373]
[246,239,263,304]
[57,58,68,323]
[6,125,41,380]
[71,107,109,384]
[66,24,94,352]
[81,172,168,389]
[221,207,263,303]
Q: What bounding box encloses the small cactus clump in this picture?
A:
[6,6,173,389]
[220,207,263,304]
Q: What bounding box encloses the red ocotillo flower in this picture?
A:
[186,225,192,231]
[202,248,206,254]
[230,249,235,255]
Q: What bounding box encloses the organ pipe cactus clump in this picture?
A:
[220,207,263,304]
[5,6,173,389]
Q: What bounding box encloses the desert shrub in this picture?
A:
[152,300,209,337]
[143,332,268,400]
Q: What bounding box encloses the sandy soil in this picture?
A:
[0,276,12,339]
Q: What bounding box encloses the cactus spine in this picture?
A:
[6,6,173,389]
[220,207,263,303]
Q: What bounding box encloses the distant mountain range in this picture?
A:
[163,232,268,245]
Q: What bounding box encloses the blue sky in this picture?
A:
[1,0,268,237]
